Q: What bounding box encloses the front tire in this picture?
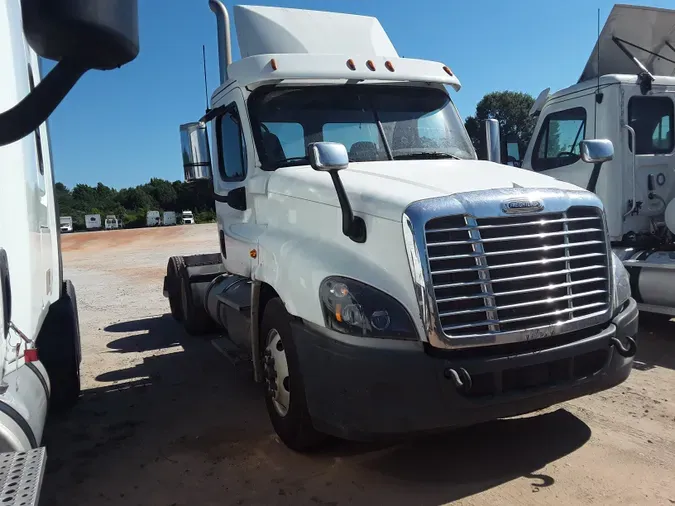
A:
[260,298,326,452]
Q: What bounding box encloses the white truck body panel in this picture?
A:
[0,0,57,450]
[163,211,176,226]
[85,214,101,230]
[146,211,161,227]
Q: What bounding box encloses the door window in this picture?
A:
[216,105,247,181]
[628,96,674,154]
[532,107,586,171]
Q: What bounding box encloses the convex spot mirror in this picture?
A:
[580,139,614,164]
[22,0,139,70]
[308,142,349,172]
[180,122,212,182]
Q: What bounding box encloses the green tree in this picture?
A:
[464,91,536,161]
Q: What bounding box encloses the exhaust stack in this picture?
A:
[208,0,233,84]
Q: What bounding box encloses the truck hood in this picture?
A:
[267,159,583,221]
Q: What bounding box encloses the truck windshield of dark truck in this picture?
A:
[249,85,476,169]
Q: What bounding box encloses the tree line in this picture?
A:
[57,91,540,230]
[56,178,216,230]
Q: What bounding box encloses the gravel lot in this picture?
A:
[41,224,675,505]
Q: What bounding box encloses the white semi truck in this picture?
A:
[0,0,138,498]
[104,215,120,230]
[59,216,73,233]
[508,4,675,317]
[165,3,638,451]
[182,210,195,224]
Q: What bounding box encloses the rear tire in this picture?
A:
[260,298,326,452]
[179,263,213,336]
[39,280,81,412]
[166,257,183,321]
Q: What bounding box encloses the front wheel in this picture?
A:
[260,298,326,452]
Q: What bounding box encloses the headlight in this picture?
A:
[319,277,418,340]
[611,252,631,313]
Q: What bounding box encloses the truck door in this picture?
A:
[28,61,53,307]
[211,88,256,277]
[624,94,674,218]
[525,101,595,190]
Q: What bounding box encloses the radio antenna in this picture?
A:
[202,45,209,113]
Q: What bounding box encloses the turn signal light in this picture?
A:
[346,59,356,70]
[270,58,278,71]
[442,65,454,76]
[384,61,395,72]
[366,60,376,71]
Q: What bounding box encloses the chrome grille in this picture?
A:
[425,207,610,338]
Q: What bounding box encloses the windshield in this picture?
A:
[249,85,476,169]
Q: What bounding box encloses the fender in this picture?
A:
[251,211,423,333]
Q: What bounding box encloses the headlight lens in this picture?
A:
[319,277,418,340]
[611,252,631,312]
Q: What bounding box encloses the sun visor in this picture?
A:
[579,4,675,83]
[233,5,399,58]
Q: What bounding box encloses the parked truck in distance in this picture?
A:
[503,4,675,318]
[164,3,638,452]
[163,211,177,226]
[147,210,161,227]
[60,216,73,233]
[85,214,101,230]
[104,215,120,230]
[182,210,194,224]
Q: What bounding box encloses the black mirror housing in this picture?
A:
[21,0,139,70]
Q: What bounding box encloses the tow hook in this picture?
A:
[610,335,637,358]
[444,367,472,394]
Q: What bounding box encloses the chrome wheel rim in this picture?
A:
[264,328,290,417]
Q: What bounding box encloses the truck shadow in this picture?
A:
[633,313,675,371]
[41,314,592,506]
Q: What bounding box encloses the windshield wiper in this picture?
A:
[393,151,461,160]
[272,156,310,168]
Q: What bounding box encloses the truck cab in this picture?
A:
[182,210,194,224]
[60,216,73,233]
[165,2,638,451]
[104,215,119,230]
[521,4,675,317]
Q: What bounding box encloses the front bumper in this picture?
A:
[292,298,638,441]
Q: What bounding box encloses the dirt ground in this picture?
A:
[41,224,675,506]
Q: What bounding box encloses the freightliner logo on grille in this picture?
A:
[501,199,545,214]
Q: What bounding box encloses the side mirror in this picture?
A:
[307,142,365,243]
[308,142,349,172]
[580,139,614,164]
[0,1,140,147]
[580,139,614,193]
[484,119,502,163]
[22,0,139,70]
[180,122,212,181]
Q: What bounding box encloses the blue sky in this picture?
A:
[46,0,673,189]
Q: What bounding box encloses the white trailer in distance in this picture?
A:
[85,213,101,230]
[146,210,161,227]
[0,0,138,499]
[163,211,177,226]
[500,4,675,317]
[164,2,638,452]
